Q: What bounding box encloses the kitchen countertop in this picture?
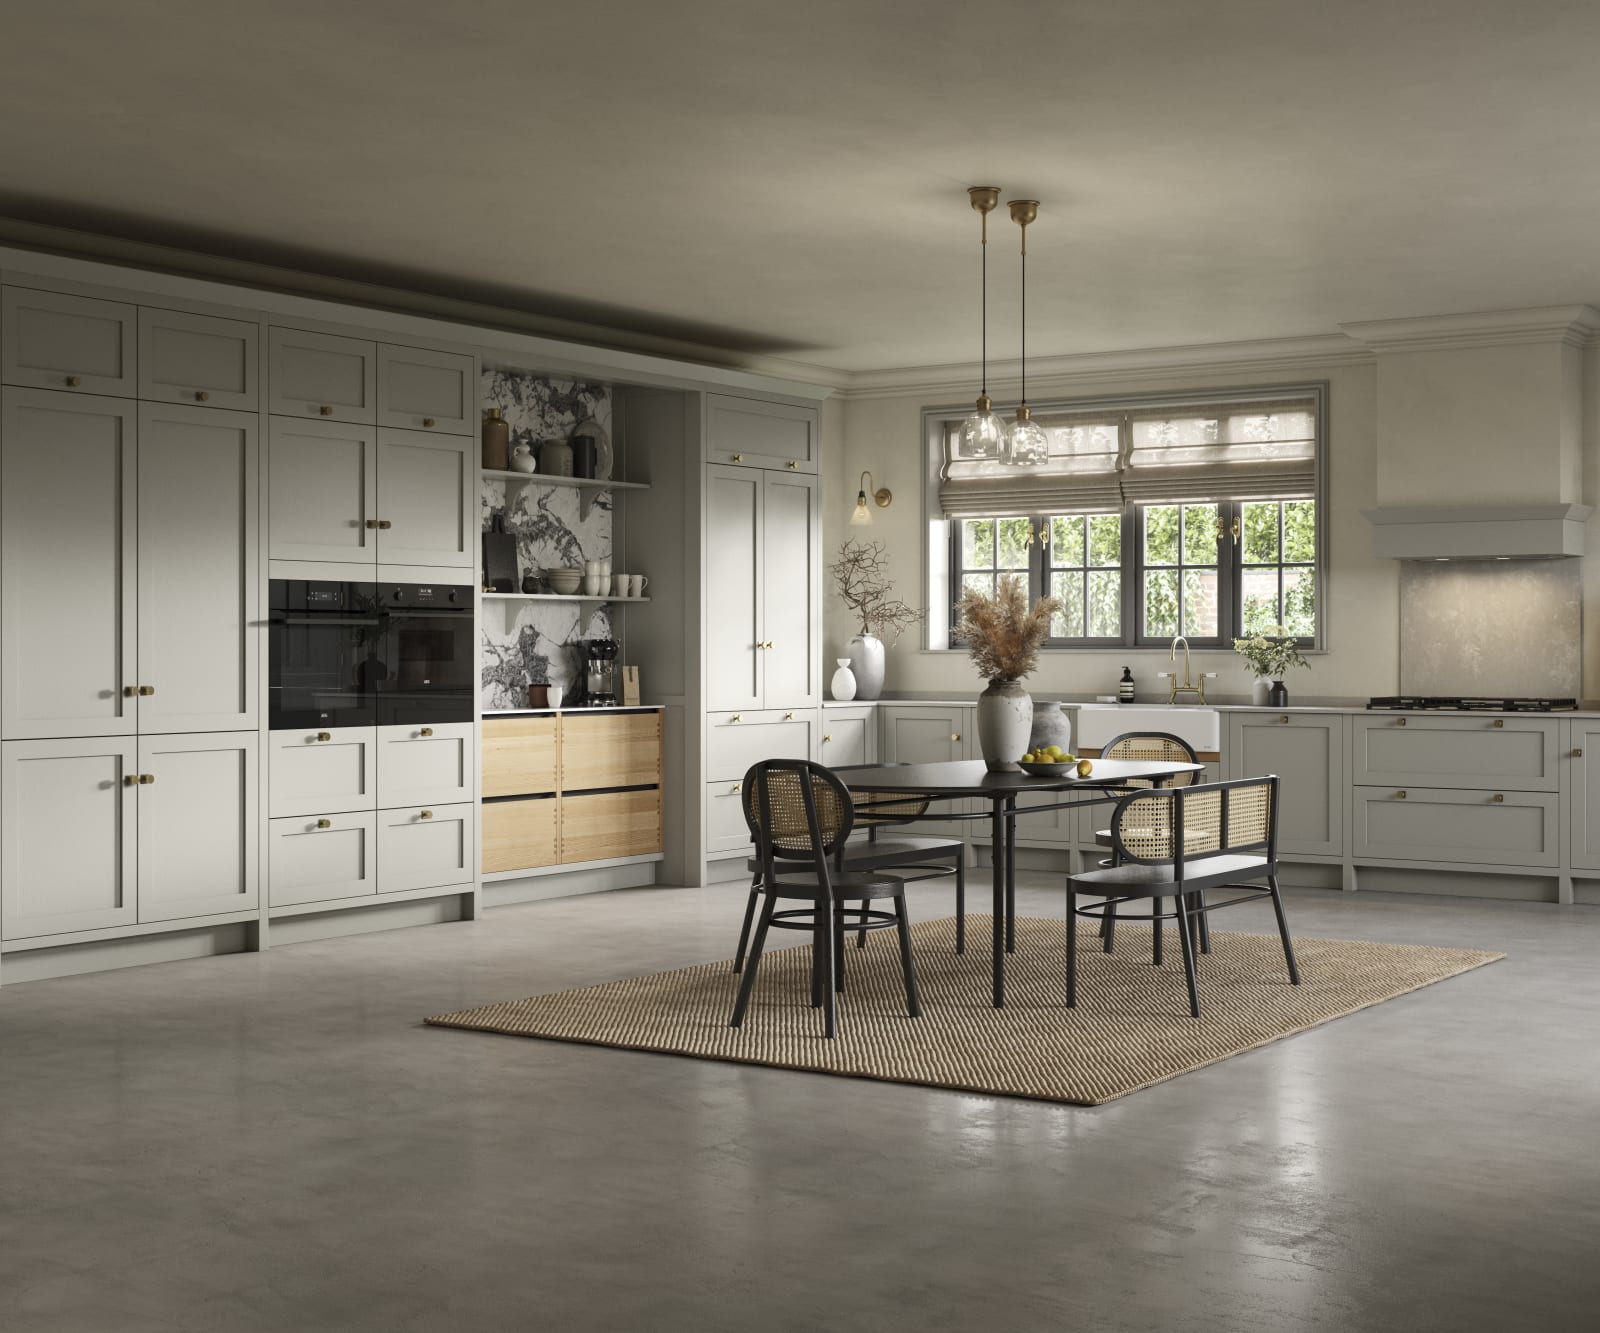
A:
[484,705,664,716]
[824,694,1600,716]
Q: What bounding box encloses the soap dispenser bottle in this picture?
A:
[1118,666,1135,704]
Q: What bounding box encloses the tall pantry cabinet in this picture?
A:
[0,289,261,947]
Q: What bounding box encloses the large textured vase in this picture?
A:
[1028,701,1073,755]
[977,679,1033,773]
[849,634,885,700]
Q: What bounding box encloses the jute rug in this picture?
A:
[426,916,1502,1105]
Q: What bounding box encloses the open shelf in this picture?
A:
[480,468,649,519]
[481,593,651,604]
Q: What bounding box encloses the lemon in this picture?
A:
[1076,758,1094,778]
[1021,752,1035,763]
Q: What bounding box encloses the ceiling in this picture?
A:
[4,0,1600,376]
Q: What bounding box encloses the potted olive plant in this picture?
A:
[955,574,1061,771]
[830,540,923,700]
[1233,626,1309,707]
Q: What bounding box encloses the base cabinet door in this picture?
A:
[1568,723,1600,870]
[561,789,662,863]
[268,811,377,907]
[269,727,377,818]
[482,797,557,873]
[378,803,474,892]
[267,418,378,564]
[1227,713,1345,856]
[377,722,473,808]
[880,706,972,839]
[137,732,259,922]
[1,738,138,940]
[374,428,473,568]
[819,708,875,769]
[706,782,750,856]
[1354,785,1558,868]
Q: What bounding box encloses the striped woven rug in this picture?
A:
[426,915,1502,1105]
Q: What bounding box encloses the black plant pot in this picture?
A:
[1267,680,1289,707]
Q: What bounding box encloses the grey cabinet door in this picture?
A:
[376,344,474,435]
[819,708,875,769]
[374,428,473,568]
[1567,723,1600,870]
[2,287,137,396]
[267,327,376,423]
[1228,712,1345,856]
[138,307,259,410]
[1,390,138,739]
[136,732,259,922]
[267,417,378,564]
[1,737,138,940]
[706,394,817,473]
[705,466,763,710]
[761,471,819,706]
[880,705,972,838]
[137,403,258,732]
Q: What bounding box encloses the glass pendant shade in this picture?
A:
[1004,405,1049,467]
[849,490,873,525]
[959,394,1006,459]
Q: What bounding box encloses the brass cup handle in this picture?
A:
[1575,748,1585,758]
[319,405,333,416]
[731,453,744,463]
[1492,793,1504,803]
[316,731,332,742]
[1278,715,1289,724]
[377,519,392,529]
[1396,790,1407,799]
[420,727,434,737]
[123,686,136,698]
[137,685,155,696]
[123,775,137,787]
[138,773,155,785]
[1396,717,1407,727]
[366,519,380,529]
[316,818,331,829]
[1492,719,1504,728]
[194,390,209,402]
[65,375,81,387]
[420,810,433,820]
[423,417,436,427]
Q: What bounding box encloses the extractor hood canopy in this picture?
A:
[1363,504,1591,560]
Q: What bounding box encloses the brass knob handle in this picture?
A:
[784,712,794,721]
[420,809,433,819]
[1492,793,1504,803]
[1492,719,1504,728]
[1278,715,1289,724]
[137,685,155,696]
[377,519,392,529]
[420,727,434,737]
[423,417,436,427]
[952,733,961,742]
[123,775,137,787]
[65,375,81,387]
[730,783,741,793]
[366,519,379,529]
[123,686,136,698]
[195,390,209,402]
[138,773,155,785]
[316,731,331,742]
[731,453,744,463]
[1396,717,1407,726]
[1396,790,1407,799]
[786,460,797,470]
[319,405,333,416]
[1576,748,1585,758]
[730,714,741,723]
[823,734,833,742]
[316,818,331,829]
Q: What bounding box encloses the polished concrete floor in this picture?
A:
[1,879,1598,1332]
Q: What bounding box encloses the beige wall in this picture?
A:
[822,359,1399,702]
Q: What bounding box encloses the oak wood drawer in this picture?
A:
[560,789,662,863]
[482,716,559,797]
[560,712,661,792]
[482,797,557,873]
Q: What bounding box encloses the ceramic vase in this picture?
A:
[481,408,510,470]
[849,634,885,700]
[1251,677,1272,706]
[1268,679,1289,707]
[1028,701,1073,756]
[977,679,1033,773]
[830,658,857,702]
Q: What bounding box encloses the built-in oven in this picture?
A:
[268,579,473,730]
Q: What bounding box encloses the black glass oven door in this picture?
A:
[377,604,474,726]
[268,580,382,730]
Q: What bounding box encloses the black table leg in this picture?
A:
[991,799,1006,1008]
[1004,795,1017,954]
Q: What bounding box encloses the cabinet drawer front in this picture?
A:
[378,802,474,893]
[138,307,259,410]
[1354,785,1558,867]
[137,732,259,923]
[268,327,376,422]
[482,717,559,797]
[269,727,377,818]
[1355,715,1560,791]
[376,344,474,434]
[2,287,136,396]
[820,716,870,769]
[267,417,377,563]
[377,722,473,808]
[268,811,377,906]
[706,394,817,472]
[707,709,813,782]
[482,796,557,873]
[706,782,751,855]
[561,711,662,791]
[561,789,662,863]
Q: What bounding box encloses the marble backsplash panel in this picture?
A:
[480,369,614,710]
[1399,560,1582,697]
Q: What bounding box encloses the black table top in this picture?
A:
[837,758,1203,797]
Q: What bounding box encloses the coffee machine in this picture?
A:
[584,638,619,706]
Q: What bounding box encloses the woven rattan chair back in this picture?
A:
[852,791,933,826]
[741,759,855,866]
[1101,731,1201,789]
[1110,778,1276,865]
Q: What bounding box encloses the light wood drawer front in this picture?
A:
[482,797,558,873]
[706,394,817,472]
[2,287,136,396]
[706,782,751,855]
[378,803,473,893]
[1354,785,1558,867]
[376,344,474,434]
[268,811,376,906]
[138,307,259,410]
[707,709,814,782]
[560,712,662,791]
[560,789,662,863]
[482,717,559,797]
[377,723,473,808]
[1355,716,1560,792]
[269,727,377,818]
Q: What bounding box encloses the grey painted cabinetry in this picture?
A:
[820,706,877,769]
[137,308,258,410]
[1567,723,1600,871]
[1,287,137,396]
[706,393,816,473]
[880,705,973,839]
[704,709,817,855]
[1227,712,1344,856]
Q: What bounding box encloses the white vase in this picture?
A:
[1251,676,1272,706]
[977,679,1033,773]
[830,658,857,702]
[1028,701,1073,755]
[849,634,885,700]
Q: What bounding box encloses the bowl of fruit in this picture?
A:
[1017,746,1094,779]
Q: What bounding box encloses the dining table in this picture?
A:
[839,758,1204,1008]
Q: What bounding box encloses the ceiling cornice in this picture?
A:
[1340,305,1600,354]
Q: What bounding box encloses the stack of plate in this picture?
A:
[544,568,583,595]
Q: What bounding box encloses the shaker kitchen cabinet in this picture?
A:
[706,393,817,473]
[880,705,973,840]
[1227,712,1345,856]
[1,390,138,740]
[819,706,877,769]
[1354,713,1560,793]
[267,417,378,564]
[268,810,377,907]
[374,428,474,568]
[1566,722,1600,871]
[376,722,474,809]
[266,327,376,423]
[269,726,378,819]
[137,403,258,733]
[137,307,259,410]
[377,803,475,894]
[705,465,820,710]
[2,287,137,397]
[375,344,474,435]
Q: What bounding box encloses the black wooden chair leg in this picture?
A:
[955,855,966,955]
[732,878,761,974]
[1152,898,1164,966]
[820,908,838,1038]
[1066,889,1078,1008]
[1196,892,1211,954]
[730,896,775,1028]
[1268,874,1302,984]
[1173,890,1201,1018]
[834,910,847,993]
[1102,899,1117,953]
[893,897,922,1018]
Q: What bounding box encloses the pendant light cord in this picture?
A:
[1020,239,1026,407]
[980,211,988,397]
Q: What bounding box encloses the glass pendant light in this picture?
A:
[958,186,1006,459]
[1003,198,1049,467]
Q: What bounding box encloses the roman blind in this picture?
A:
[938,390,1319,514]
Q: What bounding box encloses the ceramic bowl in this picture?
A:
[544,569,583,595]
[1017,760,1081,778]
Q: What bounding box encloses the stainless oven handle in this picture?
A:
[271,616,385,627]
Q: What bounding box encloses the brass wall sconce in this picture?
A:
[849,471,893,525]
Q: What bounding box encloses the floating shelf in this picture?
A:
[481,593,651,604]
[480,468,649,518]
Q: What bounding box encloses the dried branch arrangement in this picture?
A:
[830,540,924,643]
[954,573,1061,684]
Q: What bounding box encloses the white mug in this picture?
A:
[612,574,629,597]
[629,574,649,598]
[547,684,565,710]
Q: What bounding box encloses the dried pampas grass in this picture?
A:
[954,574,1061,684]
